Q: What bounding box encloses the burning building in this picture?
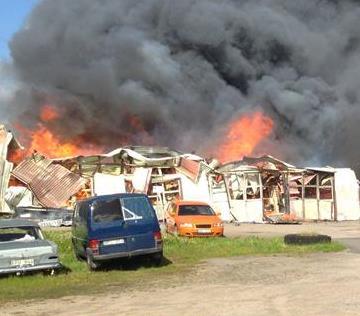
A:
[46,146,222,221]
[1,134,359,223]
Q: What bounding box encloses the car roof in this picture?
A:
[77,193,148,205]
[174,200,210,206]
[0,219,39,229]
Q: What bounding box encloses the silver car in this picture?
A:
[0,219,61,275]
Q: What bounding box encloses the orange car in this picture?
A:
[165,200,224,237]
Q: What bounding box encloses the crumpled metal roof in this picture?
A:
[12,157,86,208]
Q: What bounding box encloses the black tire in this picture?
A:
[151,251,164,266]
[284,234,331,245]
[42,268,57,276]
[86,252,101,271]
[72,238,83,261]
[74,251,83,261]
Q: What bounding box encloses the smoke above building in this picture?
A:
[1,0,360,169]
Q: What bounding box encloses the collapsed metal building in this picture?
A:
[1,135,359,222]
[217,156,360,222]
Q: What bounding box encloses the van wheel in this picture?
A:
[86,253,101,271]
[74,251,83,261]
[152,251,163,266]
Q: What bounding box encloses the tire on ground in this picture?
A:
[284,234,331,245]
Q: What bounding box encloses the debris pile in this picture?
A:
[0,125,359,223]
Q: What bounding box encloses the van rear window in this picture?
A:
[92,199,123,223]
[121,197,155,221]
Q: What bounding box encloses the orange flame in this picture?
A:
[40,105,60,122]
[217,112,274,163]
[15,105,103,158]
[28,125,82,157]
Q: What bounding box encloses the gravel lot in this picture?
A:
[3,221,360,316]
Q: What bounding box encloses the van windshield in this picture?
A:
[92,198,123,223]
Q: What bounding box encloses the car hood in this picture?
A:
[177,215,221,225]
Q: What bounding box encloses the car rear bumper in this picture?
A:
[178,227,224,237]
[93,246,163,261]
[0,262,62,274]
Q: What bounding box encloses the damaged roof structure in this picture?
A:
[11,155,86,208]
[49,146,217,220]
[1,133,359,223]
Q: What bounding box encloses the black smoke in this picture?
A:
[2,0,360,170]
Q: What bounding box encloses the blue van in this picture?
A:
[71,193,163,270]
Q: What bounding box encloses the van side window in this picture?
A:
[92,199,123,223]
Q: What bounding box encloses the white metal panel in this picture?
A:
[319,201,333,220]
[93,173,126,195]
[304,200,318,220]
[335,169,360,220]
[290,200,303,219]
[180,173,210,202]
[230,199,263,223]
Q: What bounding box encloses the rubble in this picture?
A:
[0,124,359,223]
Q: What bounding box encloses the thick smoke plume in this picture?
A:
[2,0,360,169]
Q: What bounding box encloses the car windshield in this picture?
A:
[0,227,41,242]
[178,205,215,216]
[92,198,124,223]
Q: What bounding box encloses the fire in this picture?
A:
[127,114,154,145]
[217,112,274,163]
[28,125,81,157]
[40,105,60,122]
[14,105,103,158]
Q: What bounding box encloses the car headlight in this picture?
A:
[179,223,193,228]
[213,222,223,227]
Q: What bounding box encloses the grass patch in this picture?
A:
[0,230,345,303]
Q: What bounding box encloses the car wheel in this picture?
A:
[86,253,101,271]
[152,251,163,266]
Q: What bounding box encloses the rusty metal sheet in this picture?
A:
[12,158,86,208]
[177,158,201,182]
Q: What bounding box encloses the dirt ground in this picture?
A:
[3,221,360,316]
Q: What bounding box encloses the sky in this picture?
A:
[0,0,38,61]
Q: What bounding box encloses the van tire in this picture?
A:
[74,251,83,261]
[152,251,163,266]
[86,252,101,271]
